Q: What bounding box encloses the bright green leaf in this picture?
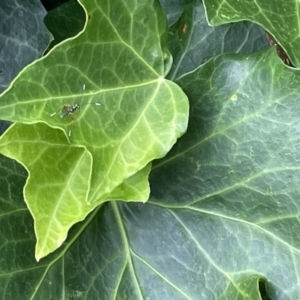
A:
[0,0,188,259]
[0,122,98,260]
[0,122,151,259]
[106,163,151,202]
[0,0,189,206]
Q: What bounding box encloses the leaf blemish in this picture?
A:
[230,94,238,102]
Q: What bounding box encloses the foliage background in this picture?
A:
[0,0,299,299]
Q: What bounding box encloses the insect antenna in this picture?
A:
[50,107,61,117]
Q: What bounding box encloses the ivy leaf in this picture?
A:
[154,47,300,298]
[44,0,86,50]
[0,0,49,92]
[168,0,269,80]
[0,122,151,260]
[159,0,195,25]
[0,0,188,203]
[2,1,300,298]
[0,0,188,258]
[203,0,300,67]
[0,122,97,260]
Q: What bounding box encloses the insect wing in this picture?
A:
[60,105,71,118]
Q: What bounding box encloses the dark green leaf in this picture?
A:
[44,0,86,51]
[203,0,300,67]
[160,0,195,25]
[151,47,300,299]
[168,0,269,80]
[0,0,50,93]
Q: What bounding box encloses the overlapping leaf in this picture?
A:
[0,122,151,260]
[0,122,97,259]
[44,0,86,50]
[168,0,268,80]
[203,0,300,67]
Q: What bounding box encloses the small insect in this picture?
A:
[50,84,100,137]
[60,103,79,118]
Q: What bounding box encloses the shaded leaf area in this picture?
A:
[147,47,300,299]
[0,153,99,299]
[0,155,50,298]
[0,0,50,93]
[168,0,269,80]
[0,121,10,136]
[0,199,146,299]
[40,0,70,11]
[203,0,300,67]
[119,203,264,300]
[44,0,86,51]
[0,178,263,300]
[159,0,195,25]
